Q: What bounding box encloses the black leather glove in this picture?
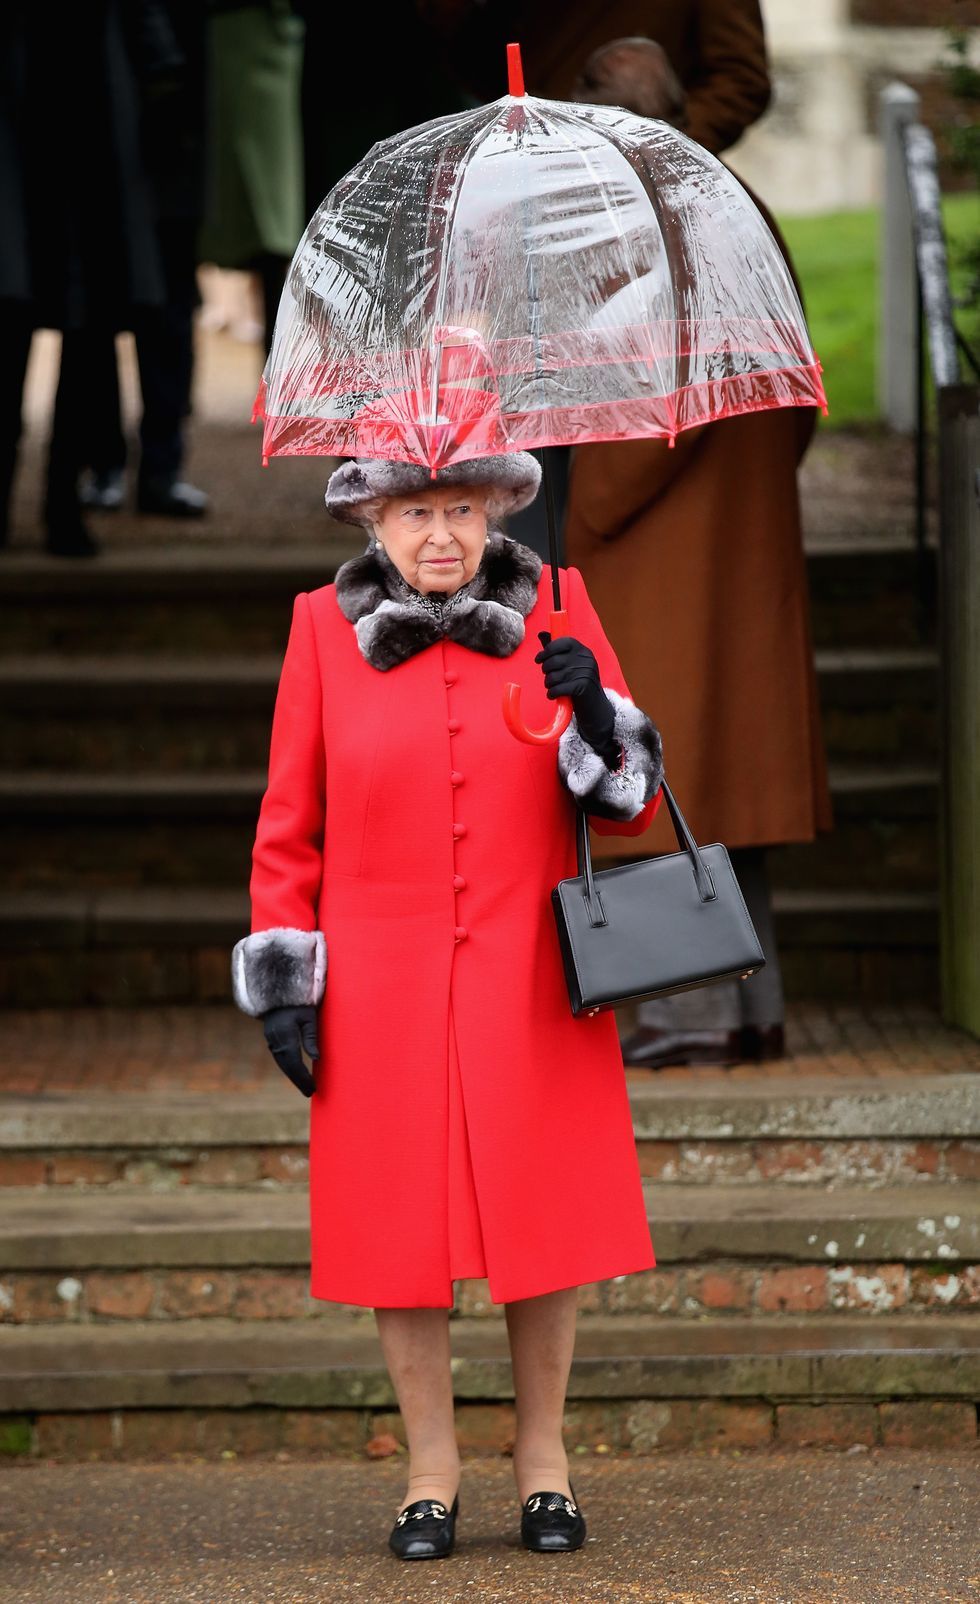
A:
[535,633,620,768]
[262,1005,319,1098]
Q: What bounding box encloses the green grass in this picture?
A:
[777,193,978,428]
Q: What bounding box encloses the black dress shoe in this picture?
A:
[388,1494,458,1560]
[740,1023,786,1063]
[619,1026,743,1070]
[520,1488,586,1552]
[137,476,209,517]
[79,468,125,510]
[44,509,100,558]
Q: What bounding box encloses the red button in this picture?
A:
[450,771,464,787]
[453,876,466,892]
[453,824,467,840]
[454,927,468,943]
[448,720,461,734]
[444,673,457,687]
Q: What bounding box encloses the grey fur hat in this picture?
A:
[324,452,541,528]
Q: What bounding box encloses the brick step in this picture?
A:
[2,1075,976,1190]
[0,647,939,772]
[0,541,933,654]
[2,1180,970,1267]
[0,887,940,1008]
[5,1253,976,1324]
[0,1314,976,1421]
[0,766,938,893]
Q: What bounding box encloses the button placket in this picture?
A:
[446,659,468,946]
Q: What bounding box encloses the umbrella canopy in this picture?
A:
[255,66,825,470]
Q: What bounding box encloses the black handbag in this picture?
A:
[551,781,766,1016]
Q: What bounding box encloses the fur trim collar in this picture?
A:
[334,533,543,671]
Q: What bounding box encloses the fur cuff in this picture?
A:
[558,688,664,822]
[231,928,327,1017]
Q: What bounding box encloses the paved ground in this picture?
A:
[0,1002,975,1096]
[0,1452,976,1603]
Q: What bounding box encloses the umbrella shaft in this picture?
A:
[542,448,563,609]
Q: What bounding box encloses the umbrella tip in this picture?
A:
[507,42,525,97]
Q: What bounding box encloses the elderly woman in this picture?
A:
[231,451,663,1560]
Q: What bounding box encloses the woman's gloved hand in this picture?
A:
[262,1005,319,1098]
[535,633,621,768]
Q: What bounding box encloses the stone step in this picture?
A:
[1,1076,976,1191]
[0,647,938,772]
[0,540,933,654]
[0,545,359,655]
[0,886,940,1008]
[1,1183,974,1274]
[0,766,938,893]
[0,1314,976,1417]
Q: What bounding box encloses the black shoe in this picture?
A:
[619,1025,743,1070]
[44,508,100,558]
[79,468,125,511]
[520,1488,586,1552]
[137,475,209,518]
[388,1494,459,1560]
[740,1023,786,1063]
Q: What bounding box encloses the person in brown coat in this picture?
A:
[446,0,770,154]
[564,38,832,1069]
[441,1,772,563]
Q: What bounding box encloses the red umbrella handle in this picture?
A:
[503,609,573,744]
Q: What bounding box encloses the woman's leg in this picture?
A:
[505,1286,578,1502]
[374,1307,460,1513]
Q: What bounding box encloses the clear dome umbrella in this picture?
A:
[256,44,826,742]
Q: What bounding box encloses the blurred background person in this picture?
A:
[80,0,211,521]
[565,35,831,1070]
[0,2,180,556]
[448,0,771,150]
[198,0,306,356]
[448,0,771,558]
[299,1,468,215]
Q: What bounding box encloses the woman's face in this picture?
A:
[373,486,489,595]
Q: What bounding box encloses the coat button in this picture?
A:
[450,771,464,787]
[444,673,457,687]
[454,927,468,943]
[453,875,466,892]
[448,720,461,734]
[453,823,467,840]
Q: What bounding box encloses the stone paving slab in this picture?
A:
[1,1315,977,1412]
[0,1452,977,1604]
[1,1184,976,1270]
[1,1003,976,1096]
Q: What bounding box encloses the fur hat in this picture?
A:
[324,452,541,528]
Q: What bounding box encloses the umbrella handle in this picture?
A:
[502,609,573,744]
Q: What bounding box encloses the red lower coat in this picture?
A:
[249,565,659,1307]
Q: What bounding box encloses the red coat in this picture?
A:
[248,565,659,1307]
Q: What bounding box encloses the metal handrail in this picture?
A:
[902,121,961,392]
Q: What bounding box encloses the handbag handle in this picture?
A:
[575,777,716,930]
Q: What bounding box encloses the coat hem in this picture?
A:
[308,1247,657,1310]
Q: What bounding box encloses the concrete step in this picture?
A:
[0,646,939,772]
[0,540,933,654]
[0,766,938,893]
[1,1075,976,1190]
[816,646,938,764]
[4,1183,974,1271]
[0,1314,976,1415]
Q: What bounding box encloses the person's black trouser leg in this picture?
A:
[136,220,198,485]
